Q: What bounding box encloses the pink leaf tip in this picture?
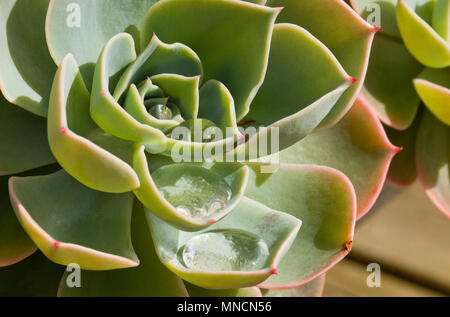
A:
[349,77,358,84]
[101,89,107,96]
[274,7,284,13]
[60,127,67,134]
[373,26,381,33]
[147,116,152,122]
[54,242,60,248]
[394,146,403,154]
[208,219,216,225]
[152,32,158,41]
[270,268,277,275]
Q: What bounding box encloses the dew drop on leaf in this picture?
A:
[180,230,270,272]
[152,165,232,220]
[149,104,173,120]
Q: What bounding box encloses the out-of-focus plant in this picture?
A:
[350,0,450,217]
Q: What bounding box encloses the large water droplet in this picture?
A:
[149,104,173,120]
[180,230,270,271]
[152,165,232,220]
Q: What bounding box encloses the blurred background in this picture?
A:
[322,181,450,297]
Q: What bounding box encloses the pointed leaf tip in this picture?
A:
[373,26,381,33]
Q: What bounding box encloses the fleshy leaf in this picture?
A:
[243,23,353,152]
[141,0,280,120]
[48,54,140,193]
[361,34,423,129]
[133,146,248,231]
[147,196,301,289]
[432,0,450,43]
[124,84,179,132]
[8,170,139,270]
[232,83,350,161]
[396,0,450,68]
[0,95,55,176]
[46,0,158,64]
[0,251,64,297]
[267,0,376,128]
[151,74,200,120]
[277,97,398,219]
[385,109,422,185]
[0,175,35,267]
[198,80,239,134]
[0,0,56,116]
[58,201,188,297]
[244,164,356,289]
[414,67,450,125]
[90,33,167,153]
[350,0,401,37]
[416,110,450,217]
[113,34,202,101]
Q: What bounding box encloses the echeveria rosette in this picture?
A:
[350,0,450,217]
[0,0,389,296]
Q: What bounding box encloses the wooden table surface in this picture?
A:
[323,182,450,297]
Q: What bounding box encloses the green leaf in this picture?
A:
[0,251,64,297]
[58,201,188,297]
[90,33,167,153]
[267,0,376,128]
[133,147,249,231]
[0,95,55,176]
[198,80,239,134]
[416,110,450,217]
[141,0,280,120]
[0,175,35,267]
[113,34,202,101]
[432,0,450,42]
[48,54,139,193]
[244,23,353,151]
[147,196,301,289]
[124,84,179,133]
[361,34,423,129]
[0,0,56,117]
[397,0,450,68]
[385,109,422,185]
[46,0,158,64]
[350,0,401,37]
[151,74,200,120]
[278,97,398,219]
[244,164,356,289]
[414,67,450,125]
[8,170,139,270]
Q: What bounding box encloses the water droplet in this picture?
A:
[152,165,232,220]
[149,104,172,120]
[180,230,270,271]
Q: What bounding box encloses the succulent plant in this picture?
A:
[0,0,393,297]
[349,0,450,217]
